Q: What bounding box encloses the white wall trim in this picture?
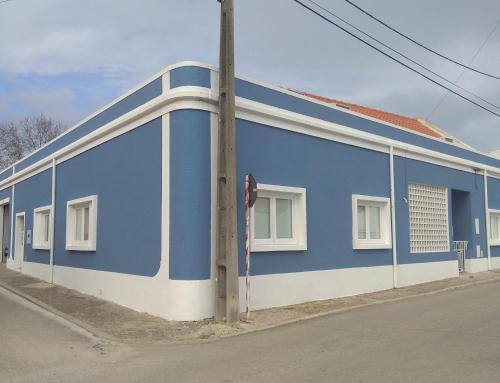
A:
[238,265,394,311]
[490,256,500,270]
[2,86,500,194]
[397,260,458,287]
[22,261,51,282]
[464,257,489,273]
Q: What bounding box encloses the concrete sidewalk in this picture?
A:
[2,263,500,345]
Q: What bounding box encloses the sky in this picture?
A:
[1,0,499,151]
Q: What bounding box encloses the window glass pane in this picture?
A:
[369,206,381,239]
[492,215,499,240]
[254,197,270,239]
[276,198,293,239]
[357,205,366,239]
[43,213,50,242]
[75,208,83,241]
[84,206,90,241]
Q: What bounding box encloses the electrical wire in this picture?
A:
[344,0,500,80]
[290,0,500,119]
[427,19,500,118]
[307,0,500,111]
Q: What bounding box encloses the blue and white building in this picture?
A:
[1,61,500,321]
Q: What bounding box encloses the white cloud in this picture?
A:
[0,0,499,150]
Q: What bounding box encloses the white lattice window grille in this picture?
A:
[408,183,450,253]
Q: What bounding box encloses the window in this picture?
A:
[66,195,98,251]
[352,195,391,249]
[408,183,449,253]
[489,210,500,245]
[251,184,307,252]
[33,206,51,250]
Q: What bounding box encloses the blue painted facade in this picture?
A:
[394,157,487,264]
[236,119,392,276]
[170,66,211,89]
[0,167,13,182]
[53,118,162,276]
[0,62,499,303]
[487,177,500,258]
[15,77,162,172]
[169,110,212,280]
[13,169,52,264]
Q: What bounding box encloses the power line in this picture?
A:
[344,0,500,80]
[306,0,500,112]
[427,19,500,119]
[290,0,500,119]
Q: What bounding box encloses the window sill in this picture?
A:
[33,244,50,250]
[66,244,96,252]
[251,243,307,252]
[353,242,392,250]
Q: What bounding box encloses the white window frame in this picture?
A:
[250,184,307,252]
[33,205,52,250]
[489,209,500,246]
[352,195,392,249]
[65,195,98,251]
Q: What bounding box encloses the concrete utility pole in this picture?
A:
[215,0,240,323]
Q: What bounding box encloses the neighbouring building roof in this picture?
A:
[300,91,444,139]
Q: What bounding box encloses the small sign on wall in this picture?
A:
[26,230,32,245]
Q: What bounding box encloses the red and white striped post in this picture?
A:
[244,174,251,320]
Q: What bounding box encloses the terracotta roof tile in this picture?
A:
[300,92,443,139]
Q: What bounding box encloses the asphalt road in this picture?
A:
[2,280,500,383]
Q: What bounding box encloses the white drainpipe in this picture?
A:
[390,145,398,288]
[50,158,56,283]
[484,169,491,270]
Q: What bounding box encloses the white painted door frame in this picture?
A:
[14,212,25,271]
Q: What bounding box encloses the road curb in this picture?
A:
[0,280,118,343]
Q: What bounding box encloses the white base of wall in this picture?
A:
[397,260,458,287]
[464,257,489,273]
[52,265,214,321]
[490,257,500,270]
[22,261,51,282]
[6,260,467,321]
[238,265,394,312]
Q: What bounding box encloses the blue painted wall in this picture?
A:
[394,157,486,263]
[0,186,12,259]
[53,118,162,276]
[487,177,500,257]
[0,167,13,182]
[235,79,500,170]
[236,119,392,276]
[15,78,162,172]
[169,110,211,280]
[170,66,211,89]
[13,169,52,264]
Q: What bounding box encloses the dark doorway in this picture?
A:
[1,204,9,263]
[451,190,472,272]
